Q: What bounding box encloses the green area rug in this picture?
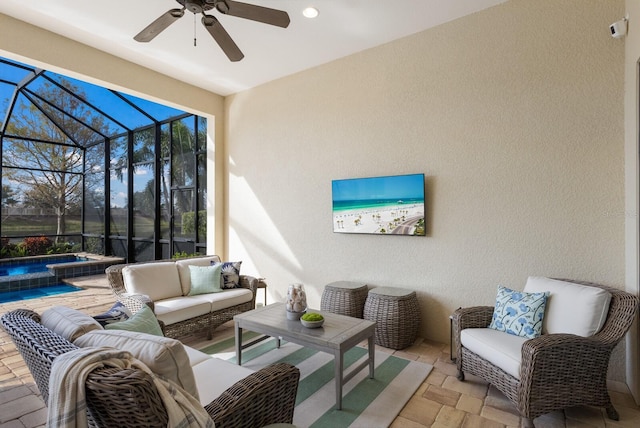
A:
[200,333,432,428]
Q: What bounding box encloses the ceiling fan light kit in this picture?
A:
[134,0,290,62]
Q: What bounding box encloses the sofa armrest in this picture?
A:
[116,293,155,314]
[239,275,259,296]
[204,362,300,428]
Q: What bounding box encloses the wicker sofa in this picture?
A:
[452,277,639,427]
[0,308,300,428]
[106,255,257,339]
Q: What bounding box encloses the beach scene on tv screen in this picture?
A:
[332,173,425,235]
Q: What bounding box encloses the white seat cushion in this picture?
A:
[190,355,254,406]
[523,277,611,337]
[74,329,199,400]
[460,328,528,379]
[176,256,222,295]
[122,262,182,302]
[154,296,212,325]
[184,345,212,367]
[196,288,253,311]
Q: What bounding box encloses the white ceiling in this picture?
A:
[0,0,507,96]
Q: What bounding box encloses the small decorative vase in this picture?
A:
[285,283,307,320]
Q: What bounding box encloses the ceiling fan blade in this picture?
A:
[202,15,244,62]
[215,0,290,28]
[134,8,185,42]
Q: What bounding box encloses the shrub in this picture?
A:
[172,251,199,259]
[47,242,74,254]
[23,236,53,256]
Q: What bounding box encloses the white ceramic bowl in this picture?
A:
[301,318,324,328]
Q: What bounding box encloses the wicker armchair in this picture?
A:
[1,309,300,428]
[452,279,638,427]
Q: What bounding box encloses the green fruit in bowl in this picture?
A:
[301,312,324,322]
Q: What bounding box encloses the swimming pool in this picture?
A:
[0,284,82,304]
[0,253,124,296]
[0,255,87,276]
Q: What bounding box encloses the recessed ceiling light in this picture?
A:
[303,7,319,19]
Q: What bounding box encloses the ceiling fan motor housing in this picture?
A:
[177,0,215,14]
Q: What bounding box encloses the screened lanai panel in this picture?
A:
[133,163,154,238]
[197,153,207,241]
[27,77,118,142]
[197,116,207,151]
[84,172,105,234]
[0,59,34,84]
[109,135,128,237]
[173,188,195,240]
[47,74,145,134]
[0,82,14,127]
[160,159,171,240]
[0,169,81,237]
[133,127,155,163]
[4,94,69,143]
[1,138,83,173]
[85,142,105,235]
[172,117,196,187]
[120,93,184,123]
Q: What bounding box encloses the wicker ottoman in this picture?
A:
[364,287,420,350]
[320,281,369,318]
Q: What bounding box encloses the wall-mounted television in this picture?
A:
[332,173,425,236]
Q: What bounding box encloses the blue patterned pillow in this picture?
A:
[93,302,132,327]
[488,286,548,339]
[211,261,242,289]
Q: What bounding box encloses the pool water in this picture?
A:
[0,256,86,277]
[0,284,82,303]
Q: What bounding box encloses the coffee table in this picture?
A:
[234,302,376,410]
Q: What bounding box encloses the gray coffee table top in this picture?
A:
[234,302,374,350]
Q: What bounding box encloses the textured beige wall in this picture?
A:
[625,0,640,402]
[226,0,626,377]
[0,13,227,255]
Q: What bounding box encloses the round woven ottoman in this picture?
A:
[364,287,420,350]
[320,281,369,318]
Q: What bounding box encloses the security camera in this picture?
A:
[610,18,627,38]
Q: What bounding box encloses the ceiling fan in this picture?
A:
[134,0,290,62]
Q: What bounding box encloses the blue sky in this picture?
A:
[332,173,425,202]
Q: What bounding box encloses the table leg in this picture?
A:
[368,334,375,378]
[235,322,242,366]
[335,351,344,410]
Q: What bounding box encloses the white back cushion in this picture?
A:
[122,262,182,301]
[74,329,199,400]
[41,306,102,342]
[523,277,611,337]
[175,256,222,295]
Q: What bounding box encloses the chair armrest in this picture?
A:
[520,333,614,376]
[204,363,300,428]
[518,333,615,407]
[452,306,494,368]
[452,306,494,331]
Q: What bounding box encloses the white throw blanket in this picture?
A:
[47,347,214,428]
